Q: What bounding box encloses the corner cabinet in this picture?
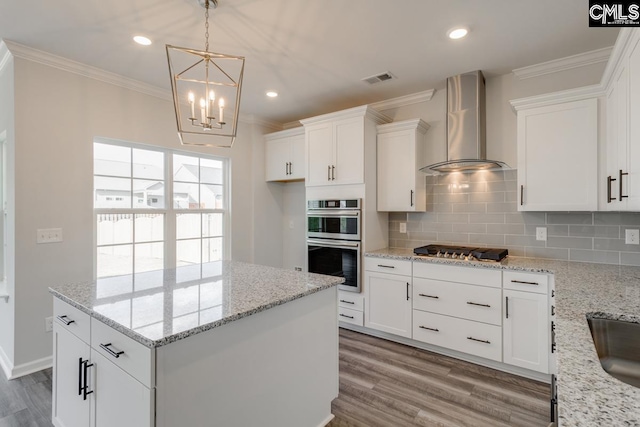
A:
[377,119,430,212]
[264,127,305,182]
[300,106,391,187]
[514,98,598,211]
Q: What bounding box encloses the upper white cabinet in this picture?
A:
[377,119,430,212]
[300,106,391,187]
[603,29,640,210]
[514,98,598,211]
[264,127,305,182]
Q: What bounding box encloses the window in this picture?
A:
[93,140,229,279]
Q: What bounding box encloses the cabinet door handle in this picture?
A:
[82,360,94,401]
[289,162,293,175]
[78,358,83,396]
[100,343,124,359]
[377,264,395,269]
[511,279,539,286]
[419,326,439,332]
[339,299,355,305]
[419,293,439,299]
[410,190,414,207]
[406,282,410,301]
[339,313,354,319]
[620,170,628,200]
[467,301,491,308]
[467,336,491,344]
[332,165,336,180]
[56,315,75,326]
[551,305,555,316]
[328,165,331,181]
[607,176,617,203]
[520,185,524,206]
[505,296,509,319]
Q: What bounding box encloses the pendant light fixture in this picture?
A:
[166,0,245,148]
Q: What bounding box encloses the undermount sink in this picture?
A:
[587,315,640,388]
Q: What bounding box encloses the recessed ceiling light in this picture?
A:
[266,91,278,98]
[447,27,469,40]
[133,35,152,46]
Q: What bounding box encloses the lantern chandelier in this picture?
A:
[166,0,245,148]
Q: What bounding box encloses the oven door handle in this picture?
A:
[306,210,360,217]
[307,239,360,249]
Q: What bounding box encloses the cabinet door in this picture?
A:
[517,98,598,211]
[605,80,620,210]
[265,138,290,181]
[378,130,416,211]
[91,349,153,427]
[306,123,334,186]
[503,290,550,374]
[627,34,640,210]
[289,132,305,180]
[364,271,412,338]
[333,118,364,185]
[52,324,90,427]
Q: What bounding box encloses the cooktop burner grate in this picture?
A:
[413,244,508,262]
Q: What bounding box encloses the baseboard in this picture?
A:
[339,324,552,384]
[0,345,13,379]
[9,355,52,379]
[318,414,334,427]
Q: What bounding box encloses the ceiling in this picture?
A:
[0,0,619,124]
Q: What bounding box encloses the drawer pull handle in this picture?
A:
[100,343,124,359]
[467,336,491,344]
[551,305,555,316]
[82,360,94,401]
[57,315,75,326]
[467,301,491,308]
[510,279,539,286]
[339,299,355,305]
[339,313,354,320]
[419,293,439,299]
[78,358,83,396]
[419,326,439,332]
[377,264,395,269]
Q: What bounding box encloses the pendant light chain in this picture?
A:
[204,0,210,52]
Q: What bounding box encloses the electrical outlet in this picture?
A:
[45,316,53,332]
[37,228,63,244]
[399,222,407,234]
[536,227,547,241]
[625,229,640,245]
[294,266,302,272]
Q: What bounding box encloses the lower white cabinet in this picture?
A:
[503,289,550,374]
[338,291,364,326]
[364,266,412,338]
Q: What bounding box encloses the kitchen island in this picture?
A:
[49,261,343,427]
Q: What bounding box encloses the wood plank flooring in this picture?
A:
[329,328,551,427]
[0,330,550,427]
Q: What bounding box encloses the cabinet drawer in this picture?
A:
[413,262,501,288]
[364,257,412,276]
[338,307,364,326]
[338,291,364,311]
[91,319,154,388]
[503,271,549,294]
[413,278,502,326]
[412,311,502,362]
[53,298,90,343]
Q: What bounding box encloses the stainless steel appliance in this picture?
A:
[413,244,509,262]
[307,199,361,292]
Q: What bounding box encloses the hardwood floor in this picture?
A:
[0,330,550,427]
[329,328,551,427]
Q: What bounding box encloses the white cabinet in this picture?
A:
[515,98,598,211]
[364,260,412,338]
[502,270,551,374]
[605,30,640,210]
[264,127,305,181]
[377,119,430,212]
[301,105,390,187]
[338,291,364,326]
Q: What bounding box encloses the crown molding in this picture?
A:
[513,46,613,80]
[2,40,171,100]
[239,114,282,131]
[263,126,304,140]
[600,29,638,91]
[299,104,391,126]
[282,121,302,130]
[377,118,430,134]
[509,84,605,112]
[0,40,12,74]
[370,89,436,111]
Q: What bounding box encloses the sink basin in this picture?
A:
[587,316,640,388]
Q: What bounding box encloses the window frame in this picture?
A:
[93,138,230,279]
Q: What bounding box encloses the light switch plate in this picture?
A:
[536,227,547,241]
[625,229,639,245]
[399,223,407,234]
[37,228,63,244]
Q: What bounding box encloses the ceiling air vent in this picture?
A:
[362,72,394,84]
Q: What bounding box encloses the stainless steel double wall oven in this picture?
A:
[307,199,361,293]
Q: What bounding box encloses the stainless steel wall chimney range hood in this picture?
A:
[420,70,509,174]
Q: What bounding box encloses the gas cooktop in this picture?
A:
[413,244,508,262]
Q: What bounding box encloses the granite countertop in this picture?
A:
[366,249,640,427]
[49,261,343,349]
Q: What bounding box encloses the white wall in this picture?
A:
[281,181,306,270]
[7,56,278,369]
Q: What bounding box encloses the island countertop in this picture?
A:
[49,261,343,349]
[366,248,640,427]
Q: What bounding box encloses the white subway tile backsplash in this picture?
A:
[525,247,569,260]
[470,213,505,224]
[570,249,620,264]
[547,213,593,225]
[621,252,640,266]
[547,236,593,250]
